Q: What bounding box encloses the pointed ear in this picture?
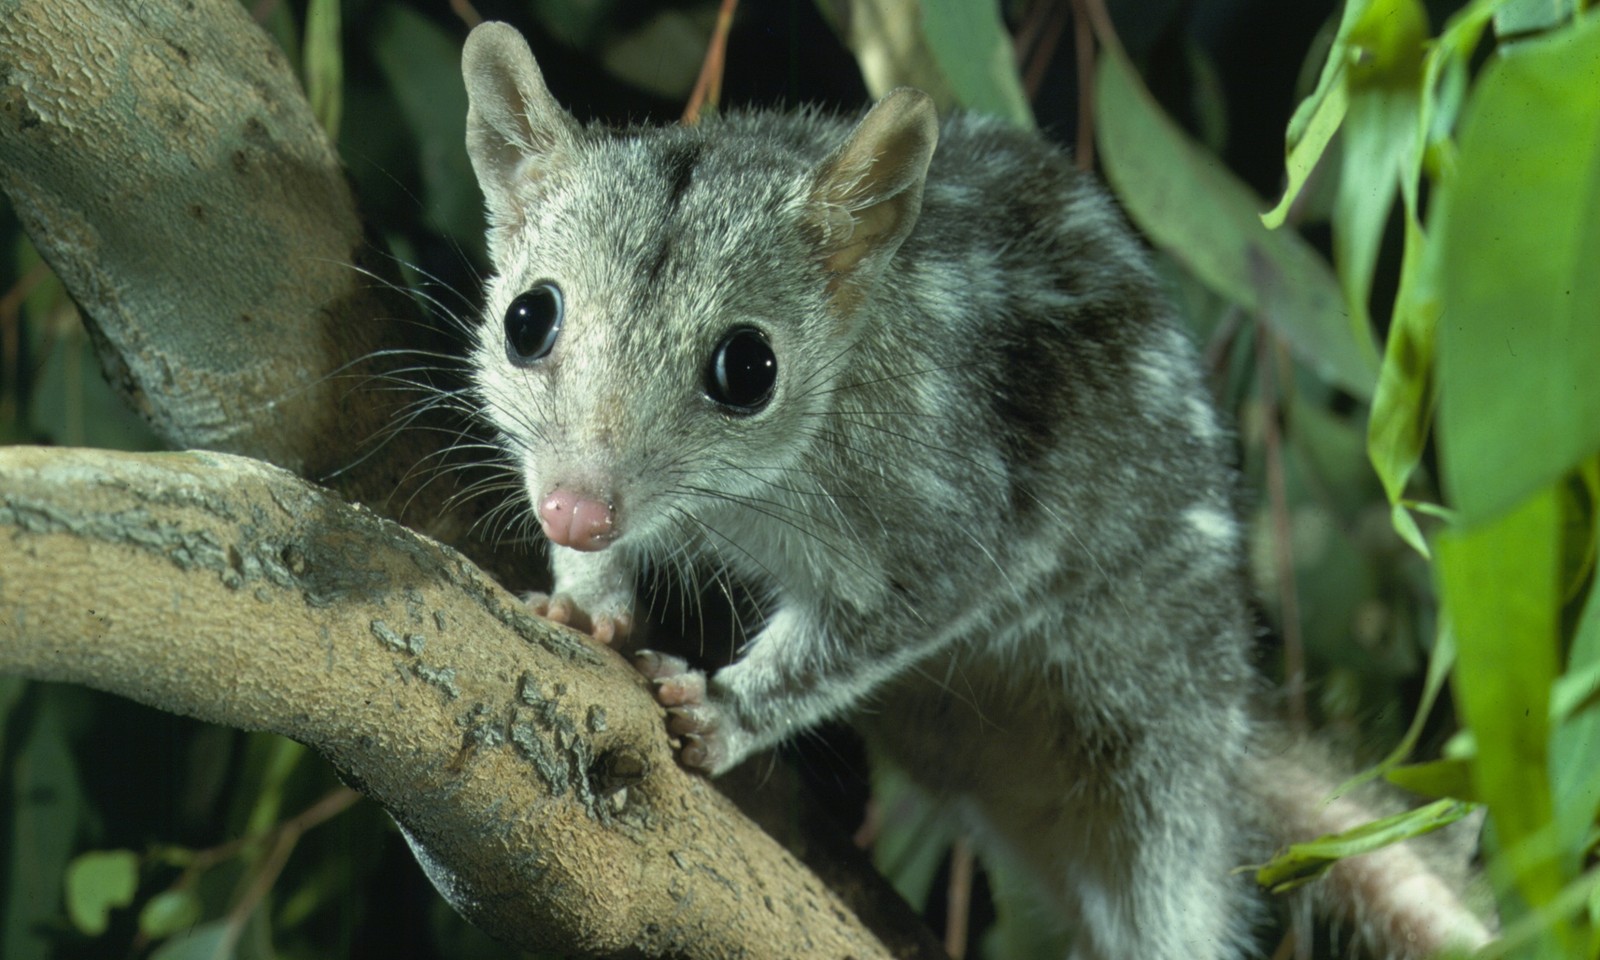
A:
[462,23,581,254]
[807,88,938,297]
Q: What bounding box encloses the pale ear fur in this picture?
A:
[808,88,939,297]
[461,22,581,256]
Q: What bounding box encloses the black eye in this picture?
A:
[503,283,563,365]
[706,327,776,412]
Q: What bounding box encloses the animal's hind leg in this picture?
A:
[968,767,1252,960]
[1060,806,1248,960]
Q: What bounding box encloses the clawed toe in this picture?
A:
[524,592,631,646]
[631,652,724,773]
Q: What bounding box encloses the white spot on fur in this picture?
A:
[1134,346,1185,401]
[1186,396,1221,441]
[1185,504,1237,548]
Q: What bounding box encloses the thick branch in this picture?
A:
[0,446,896,960]
[0,0,481,532]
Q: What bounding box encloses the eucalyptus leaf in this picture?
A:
[65,849,140,936]
[140,889,205,940]
[234,734,306,840]
[371,7,484,257]
[919,0,1032,127]
[1386,757,1477,800]
[1367,0,1496,548]
[1553,525,1600,870]
[150,920,233,960]
[1436,484,1564,908]
[303,0,342,142]
[1468,867,1600,960]
[1253,798,1475,893]
[530,0,621,50]
[1095,44,1378,400]
[1262,0,1364,227]
[1334,0,1426,339]
[1434,13,1600,525]
[1494,0,1576,38]
[869,761,955,910]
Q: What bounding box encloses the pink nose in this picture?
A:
[538,489,617,551]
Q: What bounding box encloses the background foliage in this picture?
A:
[2,0,1596,958]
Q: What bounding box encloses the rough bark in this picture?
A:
[0,446,901,959]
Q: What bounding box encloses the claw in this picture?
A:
[653,673,706,707]
[666,705,710,736]
[679,733,714,772]
[633,649,689,679]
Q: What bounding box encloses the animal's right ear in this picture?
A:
[462,23,580,254]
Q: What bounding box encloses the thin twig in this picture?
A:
[222,787,362,952]
[1077,0,1119,45]
[853,796,882,849]
[1014,0,1049,62]
[448,0,483,28]
[1023,1,1071,104]
[944,835,975,959]
[1269,928,1298,960]
[684,0,740,125]
[1067,0,1095,170]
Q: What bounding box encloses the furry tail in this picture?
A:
[1247,735,1494,959]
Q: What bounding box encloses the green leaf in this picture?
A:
[1334,0,1427,339]
[1262,0,1363,228]
[869,762,955,910]
[1386,757,1478,799]
[1471,867,1600,960]
[1434,13,1600,525]
[371,7,484,254]
[65,849,139,936]
[1366,1,1496,548]
[150,920,233,960]
[919,0,1033,127]
[1553,512,1600,875]
[1367,205,1438,552]
[980,845,1075,957]
[235,735,306,840]
[1495,0,1576,38]
[140,889,204,940]
[1260,72,1346,230]
[303,0,343,142]
[1437,484,1564,909]
[1253,798,1476,893]
[528,0,621,50]
[1095,44,1379,400]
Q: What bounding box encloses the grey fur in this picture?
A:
[459,22,1487,959]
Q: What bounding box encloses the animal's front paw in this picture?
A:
[633,650,732,774]
[524,591,633,647]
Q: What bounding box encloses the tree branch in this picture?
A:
[0,0,492,545]
[0,446,898,959]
